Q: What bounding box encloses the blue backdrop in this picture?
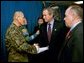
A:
[1,1,43,62]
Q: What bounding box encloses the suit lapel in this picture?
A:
[51,20,60,42]
[44,23,49,42]
[65,22,82,46]
[59,22,82,57]
[45,21,57,43]
[51,21,57,36]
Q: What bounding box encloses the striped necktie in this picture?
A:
[47,23,51,42]
[66,30,71,39]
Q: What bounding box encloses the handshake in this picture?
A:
[34,43,49,54]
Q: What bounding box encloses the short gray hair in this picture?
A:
[69,5,83,19]
[13,11,24,20]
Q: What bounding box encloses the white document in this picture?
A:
[37,46,49,53]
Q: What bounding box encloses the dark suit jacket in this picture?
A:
[38,19,67,63]
[30,24,43,44]
[58,22,83,62]
[31,25,40,44]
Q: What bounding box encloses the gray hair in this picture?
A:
[13,11,24,20]
[69,5,83,19]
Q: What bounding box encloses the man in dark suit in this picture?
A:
[58,5,83,62]
[36,7,67,63]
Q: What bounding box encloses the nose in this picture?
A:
[43,16,45,19]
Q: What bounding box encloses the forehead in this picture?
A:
[66,7,72,13]
[43,10,49,14]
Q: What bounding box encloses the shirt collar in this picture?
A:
[47,18,54,25]
[70,21,82,31]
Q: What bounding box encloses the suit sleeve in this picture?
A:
[72,28,83,62]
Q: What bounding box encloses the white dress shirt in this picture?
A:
[47,19,54,33]
[70,21,82,31]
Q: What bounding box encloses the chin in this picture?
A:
[66,25,70,28]
[45,20,48,22]
[45,21,48,23]
[65,24,68,27]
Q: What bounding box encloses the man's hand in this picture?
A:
[34,43,40,51]
[37,46,49,53]
[34,43,49,54]
[36,30,40,35]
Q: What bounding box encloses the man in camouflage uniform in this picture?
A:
[5,11,39,62]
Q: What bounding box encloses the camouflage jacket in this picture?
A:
[21,25,39,42]
[5,23,37,62]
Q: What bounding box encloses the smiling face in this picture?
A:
[14,11,27,26]
[43,9,53,23]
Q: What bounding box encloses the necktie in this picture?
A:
[47,23,51,42]
[58,30,71,61]
[66,30,71,39]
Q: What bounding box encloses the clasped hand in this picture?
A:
[34,43,49,53]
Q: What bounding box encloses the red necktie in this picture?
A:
[47,23,51,42]
[66,30,71,39]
